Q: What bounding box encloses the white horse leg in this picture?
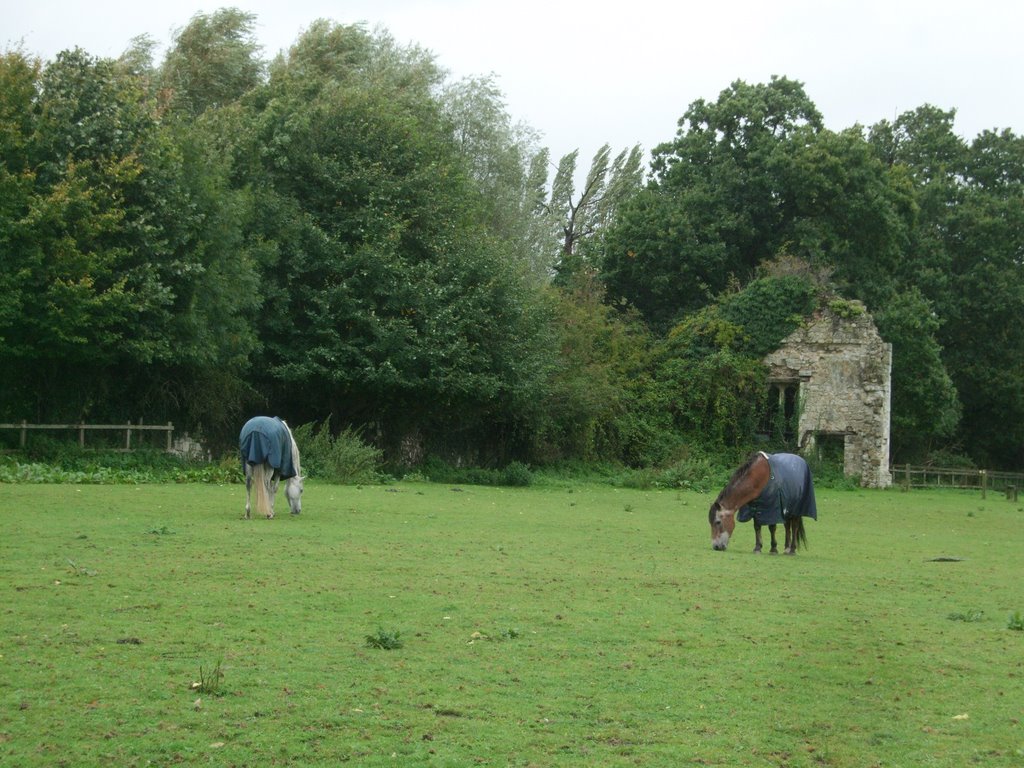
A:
[268,471,281,518]
[244,465,253,519]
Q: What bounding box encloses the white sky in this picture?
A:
[5,1,1022,176]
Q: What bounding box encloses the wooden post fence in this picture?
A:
[896,463,1022,501]
[0,421,174,452]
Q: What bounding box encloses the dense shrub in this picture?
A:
[419,456,533,487]
[290,420,384,484]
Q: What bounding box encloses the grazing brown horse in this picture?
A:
[708,451,817,554]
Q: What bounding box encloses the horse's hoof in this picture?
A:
[753,547,762,554]
[770,550,779,555]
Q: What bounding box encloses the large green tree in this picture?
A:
[159,8,264,117]
[870,109,1024,467]
[603,77,915,331]
[873,288,960,462]
[0,49,39,356]
[441,75,550,278]
[943,130,1024,466]
[0,47,258,430]
[237,22,553,460]
[1,49,176,417]
[535,271,652,463]
[602,77,825,329]
[546,143,644,284]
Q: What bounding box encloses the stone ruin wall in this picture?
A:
[763,304,893,488]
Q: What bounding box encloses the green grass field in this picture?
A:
[1,481,1021,766]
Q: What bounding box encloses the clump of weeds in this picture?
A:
[365,627,404,650]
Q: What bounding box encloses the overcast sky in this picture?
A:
[6,0,1022,175]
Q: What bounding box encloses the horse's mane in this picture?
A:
[714,451,764,504]
[282,419,301,478]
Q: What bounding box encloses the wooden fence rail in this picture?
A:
[895,463,1024,500]
[0,421,174,452]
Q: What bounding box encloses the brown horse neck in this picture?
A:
[716,452,770,511]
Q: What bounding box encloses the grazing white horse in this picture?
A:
[239,416,303,519]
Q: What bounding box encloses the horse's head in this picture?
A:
[709,501,735,551]
[285,475,303,515]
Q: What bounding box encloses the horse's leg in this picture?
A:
[753,521,763,553]
[769,524,779,554]
[244,464,252,519]
[784,519,796,555]
[267,469,281,519]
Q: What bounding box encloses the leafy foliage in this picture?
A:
[546,143,645,284]
[630,274,817,454]
[603,77,912,333]
[716,275,818,357]
[159,9,263,117]
[874,289,960,461]
[365,627,404,650]
[0,46,258,431]
[290,419,383,484]
[0,451,237,484]
[868,108,1024,466]
[235,22,554,460]
[4,14,1024,472]
[602,77,827,330]
[419,457,533,487]
[533,272,652,464]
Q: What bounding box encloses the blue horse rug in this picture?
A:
[239,416,297,479]
[738,452,818,525]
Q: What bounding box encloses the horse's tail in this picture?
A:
[794,516,808,550]
[252,462,273,518]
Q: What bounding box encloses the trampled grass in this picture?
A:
[0,481,1021,766]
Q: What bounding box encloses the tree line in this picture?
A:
[2,9,1022,472]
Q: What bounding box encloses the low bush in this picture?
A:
[0,452,236,484]
[419,457,533,487]
[290,419,384,484]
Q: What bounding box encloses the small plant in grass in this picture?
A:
[1008,611,1024,631]
[947,609,985,622]
[365,627,404,650]
[499,628,521,640]
[66,558,98,577]
[196,660,225,695]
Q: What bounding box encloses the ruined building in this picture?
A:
[762,301,892,488]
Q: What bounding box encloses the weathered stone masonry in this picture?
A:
[763,302,892,488]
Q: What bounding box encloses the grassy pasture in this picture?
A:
[0,481,1021,767]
